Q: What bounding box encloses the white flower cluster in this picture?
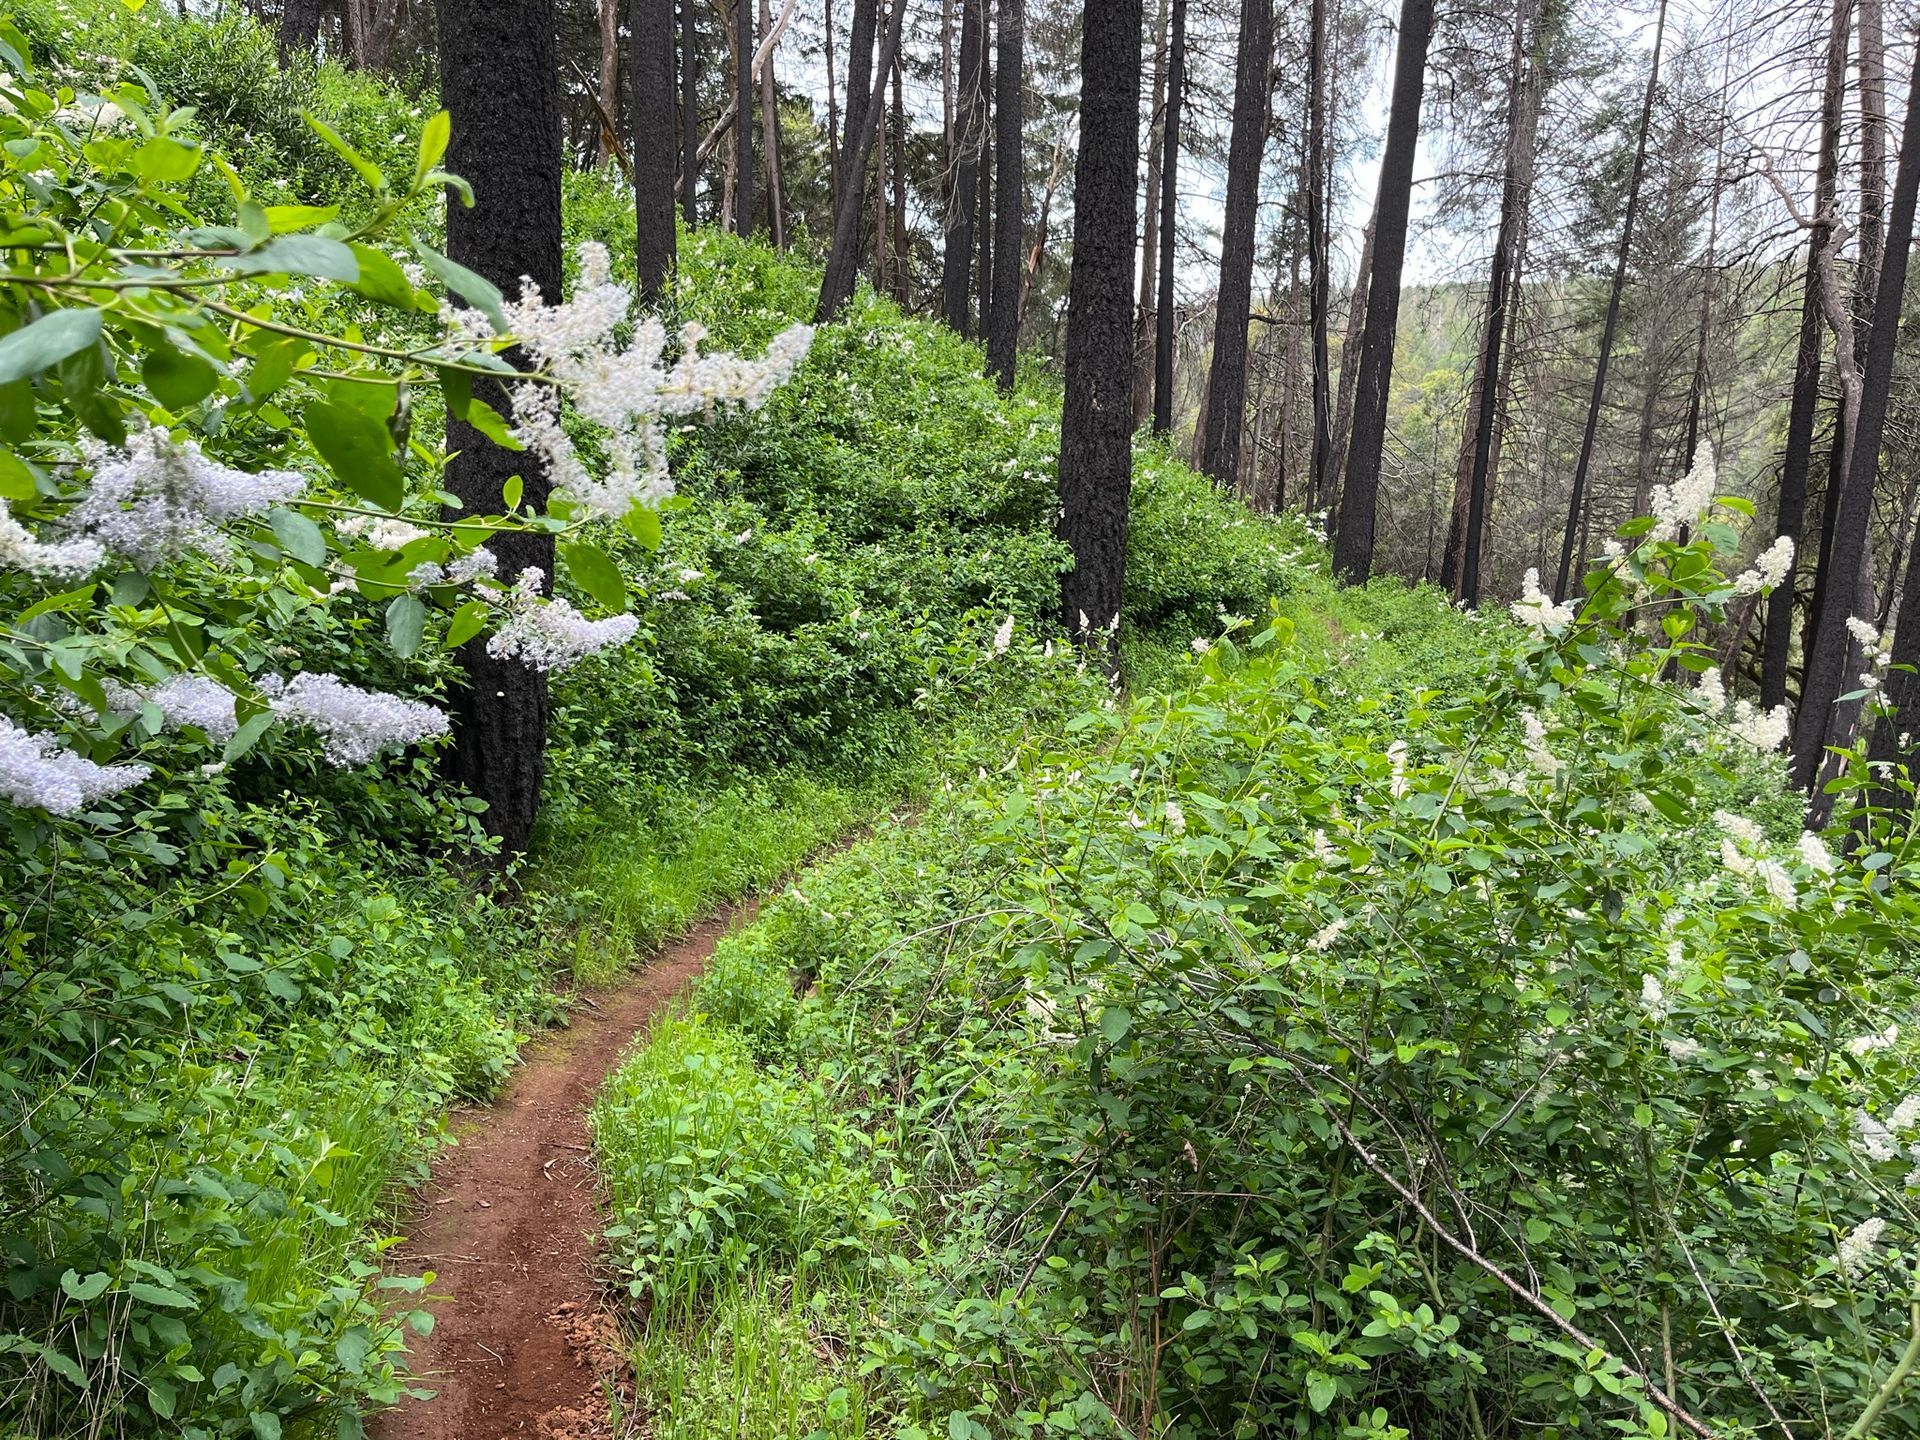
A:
[1386,740,1410,799]
[466,243,813,522]
[1695,666,1727,715]
[1510,567,1575,635]
[1714,809,1797,909]
[1308,916,1348,952]
[1846,615,1895,695]
[1521,710,1560,779]
[0,715,149,814]
[1163,800,1186,835]
[1731,535,1794,596]
[1798,831,1836,875]
[264,672,449,765]
[0,500,106,578]
[992,615,1014,655]
[106,673,241,740]
[1847,1024,1899,1058]
[335,512,429,551]
[1837,1215,1887,1276]
[1728,697,1791,753]
[483,566,640,672]
[1649,446,1718,543]
[67,429,304,569]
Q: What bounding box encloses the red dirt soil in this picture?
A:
[370,901,760,1440]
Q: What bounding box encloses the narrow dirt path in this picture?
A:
[370,900,761,1440]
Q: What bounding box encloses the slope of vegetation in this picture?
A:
[595,536,1920,1439]
[0,13,1304,1436]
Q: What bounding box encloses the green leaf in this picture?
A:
[386,594,426,658]
[126,1281,194,1310]
[0,308,103,385]
[1098,1006,1132,1044]
[267,507,327,566]
[463,397,523,450]
[250,1411,284,1440]
[416,110,450,180]
[623,503,662,550]
[412,239,506,332]
[35,1342,85,1387]
[0,379,37,442]
[501,473,523,511]
[348,244,417,309]
[130,135,199,182]
[445,599,488,649]
[1306,1373,1337,1413]
[214,234,360,283]
[0,447,38,500]
[142,344,218,410]
[224,710,276,763]
[302,112,385,192]
[305,400,405,510]
[262,202,340,232]
[561,541,627,612]
[60,1269,112,1302]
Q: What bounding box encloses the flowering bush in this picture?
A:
[599,459,1920,1438]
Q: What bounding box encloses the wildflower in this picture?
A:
[1847,615,1892,662]
[1311,828,1338,865]
[66,431,304,569]
[336,513,428,551]
[1756,859,1797,909]
[265,672,449,766]
[1695,666,1727,716]
[1511,567,1575,635]
[0,501,105,579]
[1798,832,1835,875]
[444,547,500,585]
[1890,1094,1920,1132]
[992,615,1014,655]
[486,570,640,672]
[1663,1035,1702,1062]
[1837,1216,1888,1276]
[0,716,149,814]
[1163,801,1186,835]
[1732,535,1794,596]
[1387,740,1410,800]
[1712,810,1765,849]
[141,674,240,740]
[1720,838,1753,878]
[1847,1025,1899,1058]
[1521,710,1560,778]
[1856,1112,1900,1163]
[471,244,813,522]
[1649,446,1717,542]
[1728,698,1791,753]
[1641,974,1667,1019]
[1308,917,1348,952]
[1190,635,1211,654]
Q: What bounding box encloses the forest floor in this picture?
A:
[368,900,767,1440]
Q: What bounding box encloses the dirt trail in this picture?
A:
[370,900,760,1440]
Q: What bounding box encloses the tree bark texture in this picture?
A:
[942,0,986,334]
[1331,0,1432,584]
[1057,0,1143,645]
[816,0,907,321]
[1197,0,1271,488]
[681,0,699,223]
[633,0,678,302]
[732,0,755,233]
[1151,0,1186,437]
[438,0,563,855]
[985,0,1025,388]
[1304,0,1331,506]
[1133,0,1170,429]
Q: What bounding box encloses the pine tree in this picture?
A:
[680,0,698,225]
[985,0,1025,388]
[1152,0,1185,437]
[1197,0,1271,488]
[732,0,755,234]
[632,0,677,303]
[1057,0,1143,646]
[818,0,908,320]
[941,0,986,334]
[437,0,563,855]
[1331,0,1433,584]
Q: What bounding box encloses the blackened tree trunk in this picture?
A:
[438,0,563,855]
[1551,0,1666,602]
[732,0,755,233]
[817,0,908,321]
[977,31,995,329]
[1197,0,1271,487]
[890,51,910,301]
[680,0,699,224]
[985,0,1025,388]
[1792,32,1920,794]
[843,0,879,206]
[1331,0,1433,584]
[1304,0,1331,503]
[633,0,678,303]
[597,0,621,167]
[1440,0,1538,605]
[760,0,788,248]
[1151,0,1186,436]
[277,0,324,58]
[1322,215,1371,510]
[1057,0,1143,646]
[1133,0,1170,429]
[942,0,986,334]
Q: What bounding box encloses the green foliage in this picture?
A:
[597,512,1920,1439]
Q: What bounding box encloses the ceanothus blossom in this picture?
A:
[264,672,449,766]
[336,513,429,551]
[468,243,813,522]
[1511,567,1575,635]
[108,673,241,740]
[1855,1112,1900,1164]
[1728,698,1790,753]
[0,500,105,578]
[1649,446,1718,543]
[484,566,640,672]
[1837,1216,1888,1276]
[1798,831,1836,875]
[1521,710,1560,778]
[66,428,304,569]
[1694,666,1727,715]
[0,716,149,814]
